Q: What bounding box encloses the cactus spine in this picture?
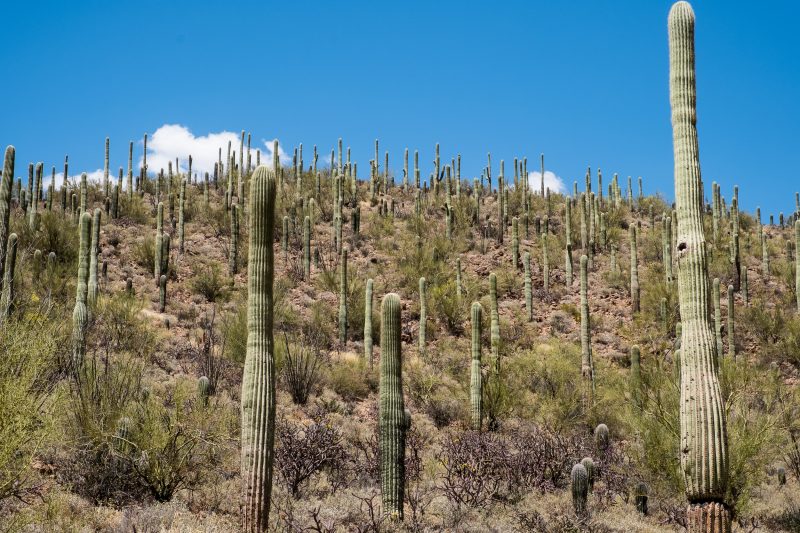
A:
[669,3,730,529]
[379,293,405,520]
[87,208,101,307]
[339,248,348,344]
[364,278,374,365]
[240,166,277,532]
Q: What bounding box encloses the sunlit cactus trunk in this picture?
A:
[470,302,483,431]
[379,293,405,520]
[0,147,13,296]
[241,166,277,532]
[668,3,730,530]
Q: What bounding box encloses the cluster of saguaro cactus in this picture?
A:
[241,166,277,532]
[379,293,405,520]
[668,3,731,530]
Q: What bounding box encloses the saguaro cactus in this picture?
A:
[73,213,91,370]
[230,203,239,276]
[418,277,427,356]
[571,463,589,516]
[471,302,483,431]
[87,208,101,307]
[339,248,348,344]
[0,233,17,321]
[159,274,167,312]
[630,225,640,312]
[178,178,186,253]
[580,255,594,406]
[0,147,13,296]
[635,482,650,515]
[240,166,277,532]
[727,284,735,360]
[303,216,311,279]
[713,278,723,359]
[795,220,800,311]
[379,293,405,520]
[364,279,374,365]
[669,3,730,529]
[523,252,532,321]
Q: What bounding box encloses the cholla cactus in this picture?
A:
[669,2,730,529]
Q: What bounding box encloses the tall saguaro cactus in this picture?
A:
[339,248,348,344]
[668,3,730,530]
[241,166,277,532]
[471,302,483,431]
[379,293,405,520]
[73,212,92,371]
[0,146,13,296]
[580,255,594,407]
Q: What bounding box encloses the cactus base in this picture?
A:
[686,502,730,533]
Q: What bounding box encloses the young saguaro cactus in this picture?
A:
[669,3,731,529]
[364,279,374,365]
[379,293,406,520]
[240,166,277,532]
[471,302,483,431]
[571,463,589,516]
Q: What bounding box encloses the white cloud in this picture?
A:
[527,170,566,195]
[139,124,290,178]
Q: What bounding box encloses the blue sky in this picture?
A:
[1,1,798,217]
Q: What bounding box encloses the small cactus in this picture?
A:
[594,423,609,451]
[635,482,649,515]
[581,457,595,491]
[571,463,589,516]
[198,376,211,406]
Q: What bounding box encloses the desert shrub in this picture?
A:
[132,234,155,271]
[121,194,152,225]
[429,278,465,335]
[125,379,234,502]
[437,430,510,508]
[279,334,324,405]
[742,299,800,366]
[190,262,229,303]
[328,358,373,402]
[275,414,348,497]
[0,317,61,504]
[220,298,247,366]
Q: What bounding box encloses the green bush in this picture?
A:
[190,262,229,303]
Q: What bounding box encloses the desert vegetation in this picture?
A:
[3,2,800,532]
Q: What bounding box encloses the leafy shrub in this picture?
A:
[190,262,229,303]
[132,234,155,271]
